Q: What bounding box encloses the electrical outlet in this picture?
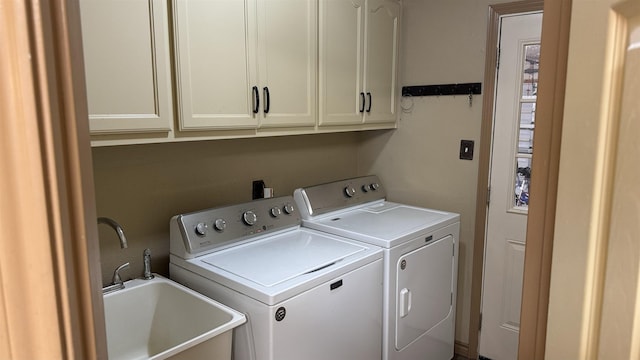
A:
[252,180,265,200]
[460,140,474,160]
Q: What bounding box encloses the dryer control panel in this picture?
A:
[294,175,387,218]
[170,196,300,258]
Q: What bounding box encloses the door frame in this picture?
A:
[0,0,105,358]
[468,1,569,359]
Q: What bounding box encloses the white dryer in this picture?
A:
[294,175,460,360]
[169,196,383,360]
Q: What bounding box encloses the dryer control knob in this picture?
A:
[214,218,227,231]
[362,184,371,192]
[283,203,295,215]
[270,207,282,217]
[243,211,257,226]
[195,222,207,236]
[344,186,357,197]
[370,183,380,191]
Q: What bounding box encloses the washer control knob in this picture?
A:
[195,222,207,236]
[243,211,257,226]
[283,203,295,215]
[370,183,380,191]
[344,186,357,197]
[214,218,227,231]
[270,207,282,218]
[362,184,371,192]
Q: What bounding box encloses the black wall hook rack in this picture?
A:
[402,82,482,97]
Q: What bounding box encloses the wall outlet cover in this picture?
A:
[460,140,474,160]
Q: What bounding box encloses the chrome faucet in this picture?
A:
[143,248,154,280]
[98,217,128,249]
[103,262,129,294]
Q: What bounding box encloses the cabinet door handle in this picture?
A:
[263,86,270,114]
[366,92,372,112]
[359,92,365,113]
[252,86,260,114]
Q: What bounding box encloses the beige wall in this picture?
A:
[93,133,360,285]
[357,0,513,345]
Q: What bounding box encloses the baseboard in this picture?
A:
[455,341,470,358]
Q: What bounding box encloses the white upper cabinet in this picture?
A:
[80,0,173,135]
[319,0,399,126]
[81,0,396,145]
[173,0,317,131]
[173,0,258,131]
[319,0,366,126]
[256,0,317,128]
[364,0,399,124]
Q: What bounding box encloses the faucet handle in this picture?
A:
[112,262,130,285]
[143,249,154,280]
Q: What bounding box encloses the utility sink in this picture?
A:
[103,275,245,360]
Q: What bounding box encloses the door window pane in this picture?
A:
[521,45,540,99]
[518,102,535,155]
[511,44,539,211]
[514,157,532,209]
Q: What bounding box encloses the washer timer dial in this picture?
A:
[195,222,207,236]
[283,203,295,214]
[344,186,357,197]
[214,218,227,231]
[243,211,257,226]
[270,207,282,217]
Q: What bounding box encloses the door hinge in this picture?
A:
[487,186,491,206]
[497,46,501,70]
[479,312,483,331]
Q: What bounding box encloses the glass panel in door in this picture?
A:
[511,44,539,211]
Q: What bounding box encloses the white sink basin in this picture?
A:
[103,275,245,360]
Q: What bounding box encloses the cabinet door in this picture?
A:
[80,0,173,134]
[364,0,399,124]
[318,0,366,126]
[173,0,258,130]
[256,0,317,128]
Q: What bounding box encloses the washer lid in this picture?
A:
[306,202,459,248]
[202,230,366,287]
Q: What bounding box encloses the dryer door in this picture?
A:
[395,235,454,350]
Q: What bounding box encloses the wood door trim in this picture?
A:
[0,0,105,358]
[517,1,571,358]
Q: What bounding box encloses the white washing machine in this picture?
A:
[294,175,460,360]
[169,196,383,360]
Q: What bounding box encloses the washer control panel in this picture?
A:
[294,175,386,218]
[172,196,300,257]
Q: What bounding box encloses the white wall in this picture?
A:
[358,0,513,345]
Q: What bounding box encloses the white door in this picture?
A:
[479,12,542,360]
